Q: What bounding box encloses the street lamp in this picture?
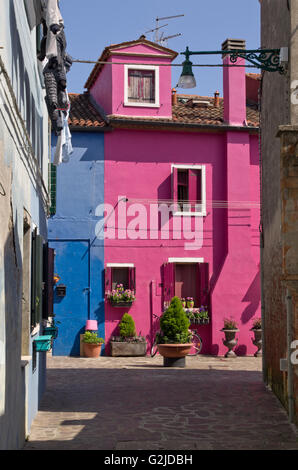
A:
[177,44,287,89]
[177,47,196,88]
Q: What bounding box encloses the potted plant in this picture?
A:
[181,298,186,308]
[53,273,60,284]
[157,296,192,367]
[110,313,147,356]
[186,297,194,308]
[44,314,60,339]
[198,306,210,324]
[251,317,262,357]
[221,318,239,357]
[82,331,105,358]
[106,284,136,307]
[186,311,195,324]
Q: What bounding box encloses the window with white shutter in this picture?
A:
[124,65,159,108]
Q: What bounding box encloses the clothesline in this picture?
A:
[117,197,261,208]
[72,58,257,68]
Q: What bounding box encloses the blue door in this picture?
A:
[49,240,90,356]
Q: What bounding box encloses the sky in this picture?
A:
[59,0,260,97]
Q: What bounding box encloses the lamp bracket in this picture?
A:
[181,47,286,74]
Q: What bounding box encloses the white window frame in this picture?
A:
[171,164,207,217]
[106,263,135,268]
[124,64,160,108]
[168,257,204,263]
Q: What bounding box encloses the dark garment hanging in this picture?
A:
[25,0,72,137]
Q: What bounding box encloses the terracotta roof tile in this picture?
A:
[68,93,259,130]
[68,93,107,128]
[173,95,259,127]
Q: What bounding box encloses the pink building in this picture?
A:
[80,36,260,355]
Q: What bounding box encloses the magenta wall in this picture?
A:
[104,129,260,356]
[90,44,173,118]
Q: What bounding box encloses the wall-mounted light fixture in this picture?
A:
[178,44,287,89]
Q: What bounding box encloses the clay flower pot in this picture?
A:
[157,344,192,358]
[83,342,103,358]
[157,343,192,367]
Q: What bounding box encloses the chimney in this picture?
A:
[214,90,220,107]
[172,88,177,106]
[222,39,247,126]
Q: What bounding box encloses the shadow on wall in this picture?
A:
[235,344,247,356]
[9,1,42,167]
[1,204,25,448]
[70,326,85,357]
[241,268,261,325]
[94,299,105,355]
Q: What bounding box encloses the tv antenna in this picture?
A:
[145,14,184,46]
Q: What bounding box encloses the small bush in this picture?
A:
[119,313,136,338]
[82,331,105,344]
[159,297,191,344]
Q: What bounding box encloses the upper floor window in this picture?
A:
[124,65,160,108]
[105,264,136,293]
[172,164,206,216]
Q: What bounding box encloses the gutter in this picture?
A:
[109,117,259,134]
[69,125,113,133]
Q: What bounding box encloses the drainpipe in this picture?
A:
[286,288,294,423]
[258,73,266,383]
[150,280,154,349]
[260,240,266,383]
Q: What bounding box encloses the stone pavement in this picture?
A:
[23,355,298,450]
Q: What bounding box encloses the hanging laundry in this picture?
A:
[25,0,73,152]
[53,108,73,166]
[24,0,44,30]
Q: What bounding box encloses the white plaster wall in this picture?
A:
[0,0,49,449]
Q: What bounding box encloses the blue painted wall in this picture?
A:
[48,132,105,355]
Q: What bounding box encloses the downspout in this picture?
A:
[286,288,294,423]
[258,72,266,383]
[150,280,154,349]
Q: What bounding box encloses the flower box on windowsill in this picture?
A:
[110,300,134,308]
[43,326,58,339]
[34,335,53,352]
[191,318,210,325]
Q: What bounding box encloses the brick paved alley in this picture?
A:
[23,355,298,451]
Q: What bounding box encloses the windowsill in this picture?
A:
[21,355,32,368]
[173,211,207,217]
[123,102,160,108]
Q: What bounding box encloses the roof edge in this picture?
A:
[109,117,259,133]
[84,37,178,90]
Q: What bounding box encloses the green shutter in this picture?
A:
[31,230,37,328]
[31,231,44,328]
[42,244,55,319]
[49,163,56,215]
[35,235,43,323]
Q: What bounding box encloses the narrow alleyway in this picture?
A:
[23,355,298,451]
